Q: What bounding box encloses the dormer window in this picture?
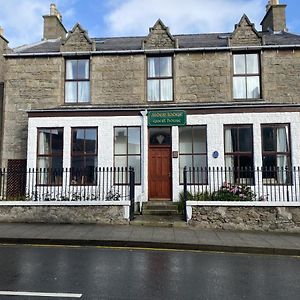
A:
[65,59,90,103]
[233,53,261,100]
[147,56,173,102]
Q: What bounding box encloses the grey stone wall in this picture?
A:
[175,52,232,103]
[1,57,63,165]
[92,55,145,104]
[189,206,300,232]
[0,205,128,224]
[262,50,300,103]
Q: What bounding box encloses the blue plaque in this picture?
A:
[212,151,219,158]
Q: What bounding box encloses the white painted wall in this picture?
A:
[27,111,300,203]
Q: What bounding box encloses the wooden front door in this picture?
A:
[148,147,172,200]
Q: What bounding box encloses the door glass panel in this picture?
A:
[149,128,171,145]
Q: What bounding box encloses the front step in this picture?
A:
[142,201,180,216]
[130,215,187,227]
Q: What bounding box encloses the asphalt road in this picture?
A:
[0,244,299,300]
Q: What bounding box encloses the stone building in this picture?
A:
[0,0,300,206]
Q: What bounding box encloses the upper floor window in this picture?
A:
[65,59,90,103]
[147,56,173,102]
[233,53,260,100]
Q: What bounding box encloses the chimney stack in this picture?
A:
[261,0,287,32]
[43,3,67,40]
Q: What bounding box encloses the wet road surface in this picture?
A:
[0,244,299,299]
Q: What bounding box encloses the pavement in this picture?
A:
[0,222,299,256]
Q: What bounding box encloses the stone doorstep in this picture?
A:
[130,215,187,228]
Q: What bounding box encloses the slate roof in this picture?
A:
[11,31,300,54]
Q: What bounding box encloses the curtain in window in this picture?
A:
[148,58,157,77]
[161,79,172,101]
[66,60,75,79]
[224,128,234,183]
[277,127,288,183]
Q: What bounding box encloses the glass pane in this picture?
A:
[262,127,276,151]
[114,156,127,184]
[225,128,238,152]
[239,156,254,170]
[233,77,246,99]
[78,82,90,103]
[193,126,207,153]
[239,127,252,152]
[193,155,207,184]
[78,60,89,79]
[147,80,159,101]
[66,60,77,79]
[52,157,63,171]
[179,155,193,183]
[37,157,50,170]
[85,128,97,154]
[160,79,173,101]
[65,82,77,103]
[247,77,260,99]
[233,54,245,74]
[179,127,192,153]
[246,54,259,74]
[85,157,97,184]
[38,129,51,155]
[114,128,127,155]
[149,128,171,145]
[51,129,63,154]
[72,129,85,153]
[128,156,141,184]
[148,57,160,77]
[277,126,289,152]
[128,127,140,155]
[160,57,172,76]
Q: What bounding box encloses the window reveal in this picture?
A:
[224,125,254,185]
[233,53,260,100]
[114,127,141,184]
[37,128,63,185]
[65,59,90,103]
[179,126,207,184]
[147,56,173,102]
[71,127,97,185]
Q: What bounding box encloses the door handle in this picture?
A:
[168,173,171,177]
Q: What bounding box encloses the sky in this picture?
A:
[0,0,299,48]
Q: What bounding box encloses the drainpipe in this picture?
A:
[140,109,148,212]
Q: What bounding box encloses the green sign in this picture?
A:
[148,110,186,127]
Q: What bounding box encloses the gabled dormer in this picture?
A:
[60,23,95,52]
[142,19,177,50]
[229,14,262,47]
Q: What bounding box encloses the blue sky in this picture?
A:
[0,0,299,47]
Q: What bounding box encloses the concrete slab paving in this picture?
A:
[0,223,299,256]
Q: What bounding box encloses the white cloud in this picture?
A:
[0,0,76,47]
[105,0,266,36]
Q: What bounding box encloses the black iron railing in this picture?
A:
[182,166,300,208]
[0,167,135,205]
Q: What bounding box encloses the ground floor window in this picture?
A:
[71,127,97,185]
[224,125,254,185]
[114,127,141,184]
[37,128,63,185]
[261,124,291,184]
[179,126,207,184]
